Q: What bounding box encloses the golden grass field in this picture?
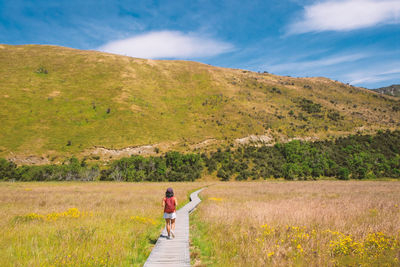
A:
[191,181,400,266]
[0,182,207,266]
[1,181,399,266]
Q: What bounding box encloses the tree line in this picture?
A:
[0,151,203,182]
[207,130,400,180]
[0,130,399,181]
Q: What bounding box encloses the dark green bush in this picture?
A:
[0,158,18,180]
[3,130,399,182]
[209,130,400,181]
[100,152,203,182]
[298,98,322,113]
[338,167,350,180]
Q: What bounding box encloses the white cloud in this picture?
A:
[98,31,234,59]
[288,0,400,34]
[347,67,400,85]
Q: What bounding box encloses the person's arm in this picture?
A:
[174,197,178,208]
[162,197,165,208]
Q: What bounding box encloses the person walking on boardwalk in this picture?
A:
[162,187,177,239]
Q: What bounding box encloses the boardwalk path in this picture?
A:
[143,188,204,267]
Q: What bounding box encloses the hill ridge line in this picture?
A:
[1,44,399,161]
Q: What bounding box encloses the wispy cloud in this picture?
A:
[98,31,234,59]
[347,67,400,85]
[265,53,368,73]
[288,0,400,34]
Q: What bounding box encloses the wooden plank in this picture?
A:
[144,189,203,267]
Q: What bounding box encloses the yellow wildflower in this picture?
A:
[209,197,223,202]
[261,224,275,236]
[131,216,156,225]
[297,244,303,253]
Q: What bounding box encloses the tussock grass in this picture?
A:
[191,181,400,266]
[0,182,208,266]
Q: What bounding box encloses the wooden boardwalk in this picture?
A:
[143,189,204,267]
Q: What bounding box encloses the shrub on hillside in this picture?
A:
[298,98,322,113]
[35,66,48,74]
[327,110,343,121]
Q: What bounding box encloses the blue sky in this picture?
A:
[0,0,399,88]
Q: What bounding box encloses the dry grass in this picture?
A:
[191,181,400,266]
[0,182,207,266]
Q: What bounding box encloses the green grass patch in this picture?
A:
[190,211,216,266]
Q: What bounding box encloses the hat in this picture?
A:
[166,187,174,197]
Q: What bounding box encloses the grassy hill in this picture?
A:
[374,84,400,97]
[0,44,399,163]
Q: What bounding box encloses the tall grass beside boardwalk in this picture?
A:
[0,182,207,266]
[190,181,400,266]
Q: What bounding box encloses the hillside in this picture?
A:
[374,84,400,97]
[0,44,399,164]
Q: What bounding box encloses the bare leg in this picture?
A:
[170,218,176,238]
[171,218,176,232]
[165,218,171,237]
